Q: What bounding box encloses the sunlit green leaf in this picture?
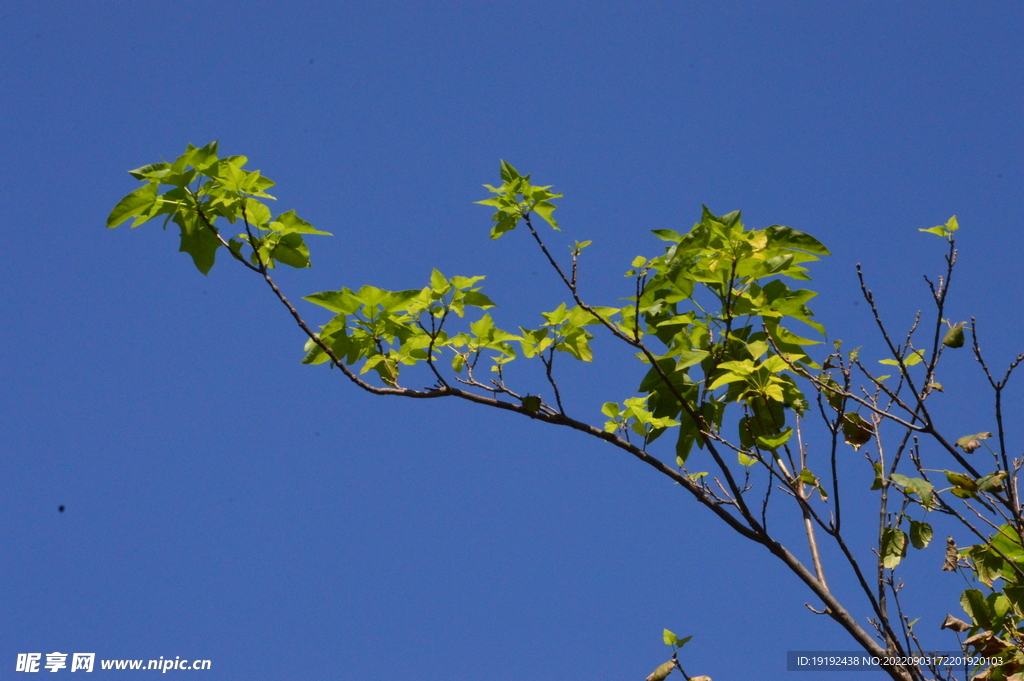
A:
[271,232,311,268]
[175,214,221,275]
[272,209,332,235]
[756,427,793,450]
[738,451,758,466]
[919,215,959,238]
[879,349,925,367]
[532,200,560,230]
[107,182,160,229]
[764,224,830,255]
[889,474,935,507]
[303,289,362,314]
[463,291,496,309]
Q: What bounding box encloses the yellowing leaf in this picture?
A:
[842,413,873,450]
[955,432,992,453]
[646,660,676,681]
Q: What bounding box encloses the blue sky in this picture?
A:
[2,3,1022,679]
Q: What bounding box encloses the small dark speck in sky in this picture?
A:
[309,59,314,64]
[58,505,65,513]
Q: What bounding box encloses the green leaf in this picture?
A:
[301,340,330,365]
[756,427,793,450]
[430,269,450,294]
[488,213,520,239]
[381,289,424,312]
[181,141,220,171]
[469,313,496,338]
[909,520,933,549]
[920,215,959,238]
[881,527,908,569]
[889,474,935,507]
[738,451,758,466]
[462,291,496,309]
[451,353,466,373]
[127,162,171,181]
[244,198,272,227]
[651,229,681,242]
[499,160,521,183]
[960,588,991,629]
[107,182,160,229]
[968,545,1007,588]
[175,214,221,275]
[991,525,1024,565]
[532,200,560,230]
[661,628,692,650]
[272,209,332,235]
[271,232,311,268]
[943,322,966,348]
[450,275,486,289]
[879,349,925,367]
[763,224,831,255]
[303,289,363,314]
[522,395,541,412]
[977,471,1008,493]
[870,462,883,490]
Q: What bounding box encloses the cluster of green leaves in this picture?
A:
[919,214,960,241]
[954,524,1024,679]
[291,163,637,392]
[110,149,1024,680]
[299,271,502,386]
[299,271,623,389]
[601,396,680,440]
[476,160,562,238]
[640,630,692,681]
[865,463,936,570]
[107,141,330,274]
[620,208,829,469]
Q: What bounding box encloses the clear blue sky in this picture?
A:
[2,3,1022,679]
